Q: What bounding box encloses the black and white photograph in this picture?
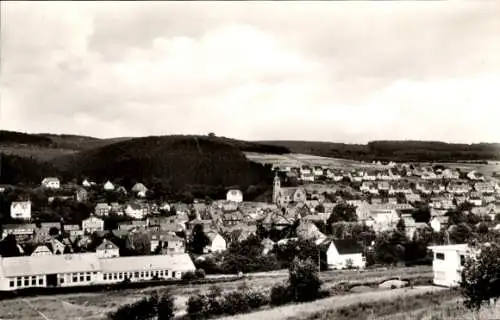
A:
[0,1,499,319]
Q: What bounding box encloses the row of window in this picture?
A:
[9,276,44,288]
[102,269,177,281]
[67,272,96,283]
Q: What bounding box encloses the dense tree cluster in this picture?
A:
[261,140,500,162]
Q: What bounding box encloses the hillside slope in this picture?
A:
[259,140,500,162]
[55,135,275,190]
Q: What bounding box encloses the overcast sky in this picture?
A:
[1,2,499,143]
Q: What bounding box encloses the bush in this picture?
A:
[288,258,323,302]
[270,283,294,306]
[195,268,206,279]
[108,291,175,320]
[221,290,251,315]
[157,291,175,320]
[182,271,197,282]
[108,295,158,320]
[187,294,207,319]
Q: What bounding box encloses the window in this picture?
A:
[38,278,43,285]
[9,280,15,288]
[17,277,22,287]
[436,253,445,260]
[31,277,36,286]
[113,273,117,280]
[159,270,164,277]
[134,272,139,278]
[86,274,91,281]
[60,278,65,284]
[172,271,176,278]
[140,272,144,278]
[24,278,29,286]
[103,273,108,280]
[73,274,78,282]
[460,255,466,266]
[79,274,84,282]
[145,271,150,278]
[119,273,123,279]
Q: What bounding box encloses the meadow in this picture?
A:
[0,266,431,320]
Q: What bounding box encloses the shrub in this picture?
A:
[288,258,322,302]
[270,283,294,306]
[157,291,175,320]
[195,268,206,279]
[206,286,224,316]
[182,271,197,282]
[221,290,251,315]
[187,294,207,319]
[108,295,158,320]
[246,290,268,309]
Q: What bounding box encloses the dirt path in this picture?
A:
[218,286,446,320]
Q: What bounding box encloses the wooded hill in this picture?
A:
[259,140,500,162]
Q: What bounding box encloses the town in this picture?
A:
[1,160,499,293]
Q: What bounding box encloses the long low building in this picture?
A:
[0,253,195,291]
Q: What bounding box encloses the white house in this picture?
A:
[41,177,60,189]
[82,216,105,234]
[205,232,227,253]
[96,239,120,258]
[430,216,449,233]
[226,189,243,203]
[103,181,115,191]
[124,203,148,219]
[10,201,32,220]
[322,239,366,270]
[428,244,470,287]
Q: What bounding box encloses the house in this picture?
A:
[149,232,185,254]
[75,188,89,203]
[103,181,115,191]
[82,179,92,187]
[467,171,485,181]
[261,238,275,255]
[46,238,66,255]
[428,244,470,287]
[204,232,226,253]
[430,216,449,233]
[274,186,307,208]
[82,216,104,234]
[41,177,61,189]
[124,203,149,219]
[37,222,62,239]
[368,207,399,232]
[296,221,327,242]
[31,245,53,257]
[94,203,110,217]
[401,215,424,240]
[405,193,422,203]
[118,220,147,232]
[96,239,120,258]
[363,170,377,181]
[321,239,366,270]
[313,166,324,177]
[441,169,460,180]
[63,224,83,239]
[226,189,243,203]
[377,181,390,191]
[131,183,148,197]
[10,201,31,220]
[109,202,124,216]
[2,224,36,240]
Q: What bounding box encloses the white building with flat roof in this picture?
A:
[428,244,470,287]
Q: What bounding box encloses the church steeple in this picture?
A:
[273,171,281,204]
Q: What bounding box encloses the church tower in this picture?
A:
[272,172,281,205]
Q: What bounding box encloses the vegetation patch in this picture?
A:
[301,289,459,320]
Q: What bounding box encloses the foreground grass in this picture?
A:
[300,289,459,320]
[0,266,432,320]
[218,286,444,320]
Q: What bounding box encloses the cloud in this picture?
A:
[1,1,499,143]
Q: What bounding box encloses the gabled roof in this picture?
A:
[96,239,119,251]
[332,239,364,255]
[0,253,101,277]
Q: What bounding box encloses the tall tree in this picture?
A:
[190,224,210,255]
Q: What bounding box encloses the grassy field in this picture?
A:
[244,152,384,169]
[0,266,431,320]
